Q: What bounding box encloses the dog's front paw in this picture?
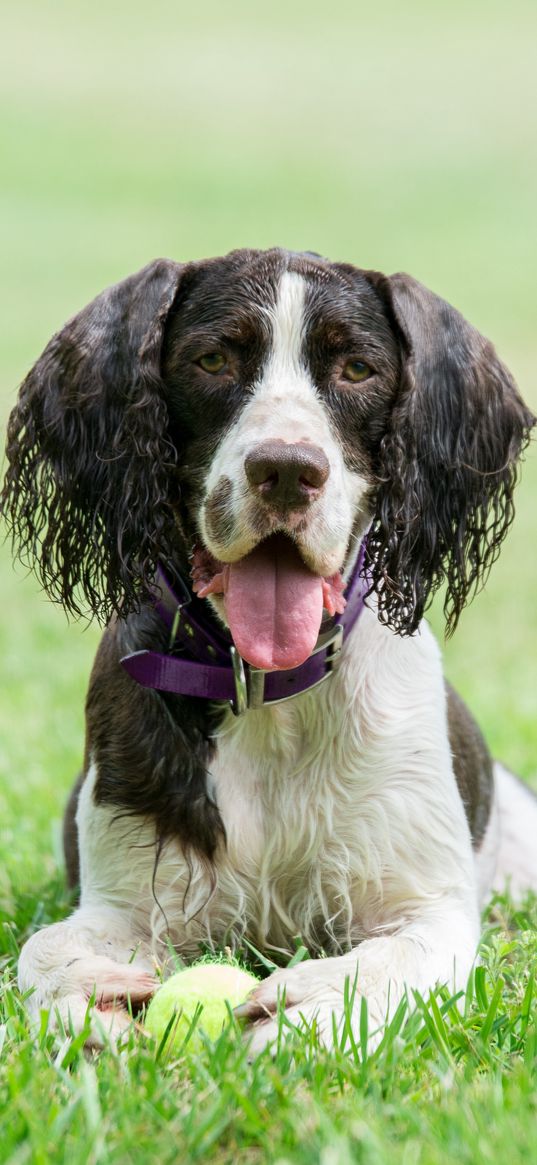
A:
[237,940,420,1055]
[236,955,359,1054]
[21,947,157,1048]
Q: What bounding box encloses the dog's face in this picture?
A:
[164,253,400,568]
[2,248,534,649]
[161,251,402,666]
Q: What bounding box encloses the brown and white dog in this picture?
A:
[3,248,536,1051]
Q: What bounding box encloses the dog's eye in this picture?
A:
[197,353,227,374]
[342,359,372,383]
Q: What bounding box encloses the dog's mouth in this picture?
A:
[190,533,346,672]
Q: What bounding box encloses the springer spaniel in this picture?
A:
[3,248,536,1051]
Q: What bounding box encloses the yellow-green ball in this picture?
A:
[145,961,259,1053]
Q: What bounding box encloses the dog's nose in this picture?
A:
[244,440,330,508]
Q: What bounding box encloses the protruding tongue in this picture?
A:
[223,535,324,671]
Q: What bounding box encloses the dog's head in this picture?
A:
[2,248,534,666]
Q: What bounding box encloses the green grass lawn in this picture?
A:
[1,1,537,1161]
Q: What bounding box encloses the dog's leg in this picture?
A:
[19,766,162,1046]
[491,762,537,897]
[241,898,478,1054]
[18,905,156,1047]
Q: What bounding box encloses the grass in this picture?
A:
[3,898,537,1163]
[1,0,537,1161]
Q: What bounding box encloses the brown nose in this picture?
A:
[244,440,330,508]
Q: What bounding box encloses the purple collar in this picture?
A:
[120,543,369,715]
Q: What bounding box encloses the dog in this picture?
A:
[3,247,536,1051]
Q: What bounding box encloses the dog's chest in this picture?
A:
[210,699,350,871]
[198,673,381,952]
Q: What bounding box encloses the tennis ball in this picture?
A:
[145,960,259,1053]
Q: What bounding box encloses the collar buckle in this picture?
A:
[229,623,344,716]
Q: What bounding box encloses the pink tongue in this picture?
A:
[223,536,324,671]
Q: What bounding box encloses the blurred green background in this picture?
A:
[1,0,536,896]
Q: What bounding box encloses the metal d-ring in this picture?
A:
[229,646,248,715]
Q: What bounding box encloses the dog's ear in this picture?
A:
[365,272,535,635]
[2,259,185,621]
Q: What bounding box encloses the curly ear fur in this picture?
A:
[1,259,184,622]
[366,273,535,635]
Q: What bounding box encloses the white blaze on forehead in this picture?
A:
[267,270,307,380]
[250,270,320,432]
